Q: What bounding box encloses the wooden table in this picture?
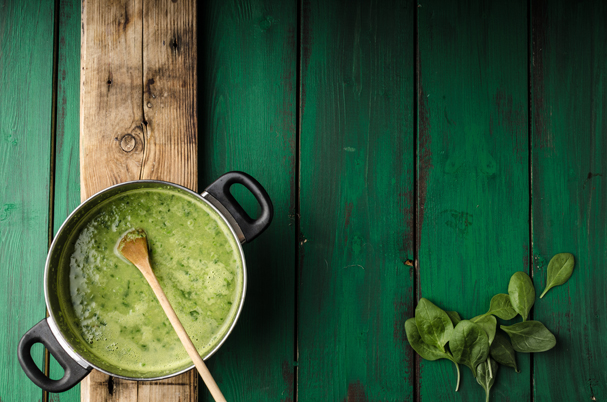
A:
[2,0,606,401]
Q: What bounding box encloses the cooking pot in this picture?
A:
[18,171,272,393]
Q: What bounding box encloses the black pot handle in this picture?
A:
[18,318,91,393]
[204,171,273,243]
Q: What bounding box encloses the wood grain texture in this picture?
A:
[81,371,197,402]
[197,0,297,400]
[80,0,145,197]
[0,0,55,401]
[7,0,607,400]
[141,0,197,188]
[417,1,530,400]
[80,0,197,400]
[49,1,82,400]
[532,1,607,400]
[298,0,415,400]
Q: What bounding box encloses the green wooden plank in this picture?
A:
[198,0,297,400]
[532,1,607,401]
[298,0,414,399]
[48,0,81,400]
[0,0,55,400]
[52,0,81,233]
[417,1,530,400]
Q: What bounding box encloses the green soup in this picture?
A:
[57,188,243,377]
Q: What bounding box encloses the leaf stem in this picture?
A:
[453,361,460,392]
[539,288,548,298]
[488,358,493,378]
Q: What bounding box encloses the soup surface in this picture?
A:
[58,188,243,377]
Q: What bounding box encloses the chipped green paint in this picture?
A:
[532,1,607,400]
[49,0,82,399]
[5,0,607,400]
[417,0,530,400]
[198,0,297,400]
[298,0,414,400]
[0,0,55,400]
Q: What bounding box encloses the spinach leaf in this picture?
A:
[486,293,518,320]
[500,321,556,353]
[540,253,575,298]
[476,357,499,402]
[449,320,489,377]
[508,272,535,321]
[415,298,454,351]
[405,318,453,361]
[472,294,516,322]
[405,318,462,392]
[446,311,462,326]
[490,331,519,372]
[472,315,497,345]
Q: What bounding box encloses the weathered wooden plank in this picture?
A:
[80,0,197,400]
[417,1,530,400]
[80,0,145,197]
[81,372,197,402]
[48,0,82,400]
[140,0,197,189]
[197,0,297,400]
[53,0,81,236]
[298,0,415,400]
[532,1,607,401]
[0,0,55,401]
[80,0,146,399]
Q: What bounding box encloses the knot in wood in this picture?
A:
[120,134,137,153]
[169,37,180,52]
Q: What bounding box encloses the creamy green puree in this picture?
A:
[57,188,243,377]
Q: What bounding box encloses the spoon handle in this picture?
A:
[143,271,227,402]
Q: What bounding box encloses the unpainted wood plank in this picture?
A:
[532,1,607,400]
[298,0,415,400]
[0,0,55,400]
[81,373,138,401]
[49,0,83,400]
[81,370,197,402]
[197,0,297,400]
[417,0,530,400]
[81,0,145,199]
[137,376,197,401]
[140,0,197,189]
[80,0,197,400]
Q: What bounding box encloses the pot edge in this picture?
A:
[44,179,249,381]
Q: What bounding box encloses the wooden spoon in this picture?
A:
[118,228,227,402]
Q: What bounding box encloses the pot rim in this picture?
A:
[44,179,248,381]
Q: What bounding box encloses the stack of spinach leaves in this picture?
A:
[405,253,575,402]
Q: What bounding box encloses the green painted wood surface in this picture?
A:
[0,0,55,401]
[532,1,607,401]
[417,1,530,400]
[52,0,81,234]
[197,0,297,400]
[4,0,607,401]
[298,0,415,400]
[48,0,81,400]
